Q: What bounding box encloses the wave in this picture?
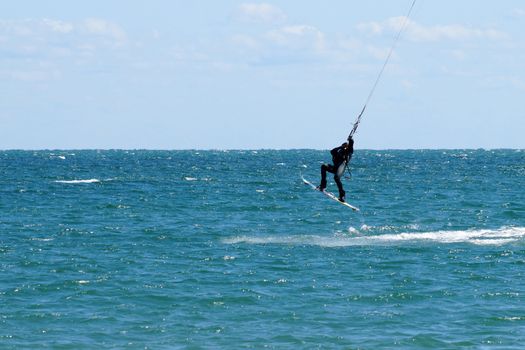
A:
[223,227,525,247]
[183,177,212,182]
[55,179,100,184]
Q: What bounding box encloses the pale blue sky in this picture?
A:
[1,1,524,149]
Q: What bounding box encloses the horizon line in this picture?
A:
[1,147,523,152]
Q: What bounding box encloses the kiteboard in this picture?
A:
[301,176,359,211]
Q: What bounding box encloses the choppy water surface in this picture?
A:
[1,149,524,349]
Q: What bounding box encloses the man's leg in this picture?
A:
[319,164,335,190]
[334,175,345,201]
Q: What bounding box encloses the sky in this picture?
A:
[1,0,524,149]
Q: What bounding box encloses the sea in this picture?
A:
[1,149,524,349]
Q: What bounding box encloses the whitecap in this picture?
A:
[30,237,54,242]
[499,316,524,321]
[223,227,525,247]
[348,227,359,234]
[55,179,100,184]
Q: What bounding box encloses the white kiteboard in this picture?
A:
[302,176,360,211]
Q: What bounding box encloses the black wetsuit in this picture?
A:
[320,144,353,200]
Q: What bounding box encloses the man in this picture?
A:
[318,137,354,202]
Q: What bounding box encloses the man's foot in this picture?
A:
[338,191,346,202]
[316,186,325,192]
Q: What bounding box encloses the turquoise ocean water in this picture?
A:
[1,149,525,349]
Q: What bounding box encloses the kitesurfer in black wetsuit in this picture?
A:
[318,137,354,202]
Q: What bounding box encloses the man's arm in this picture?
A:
[330,145,344,156]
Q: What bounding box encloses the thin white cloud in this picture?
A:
[358,17,507,42]
[227,24,335,67]
[0,65,62,82]
[237,3,286,23]
[366,45,392,60]
[449,49,467,61]
[230,25,396,68]
[82,18,126,42]
[10,69,61,82]
[0,19,33,36]
[0,18,75,36]
[231,34,260,50]
[401,79,415,89]
[0,17,129,82]
[42,19,74,33]
[170,46,209,63]
[0,18,127,44]
[481,75,525,91]
[511,8,525,18]
[266,25,325,52]
[152,29,160,40]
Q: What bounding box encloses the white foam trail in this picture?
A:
[55,179,100,184]
[223,227,525,247]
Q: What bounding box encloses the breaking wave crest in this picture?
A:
[55,179,100,184]
[223,227,525,247]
